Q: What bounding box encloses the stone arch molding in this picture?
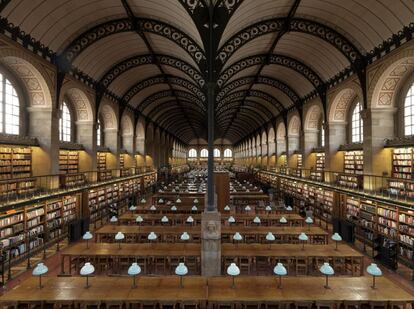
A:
[288,114,301,136]
[328,86,360,123]
[99,100,118,130]
[276,122,286,139]
[61,84,94,122]
[304,103,323,131]
[369,48,414,109]
[121,112,134,136]
[0,48,54,108]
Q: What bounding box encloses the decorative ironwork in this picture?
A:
[216,76,299,105]
[218,54,323,88]
[100,54,205,88]
[137,90,206,112]
[217,17,363,67]
[217,89,285,112]
[178,0,205,13]
[218,0,243,13]
[147,100,206,119]
[123,75,205,102]
[62,18,205,65]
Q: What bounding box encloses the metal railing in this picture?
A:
[257,167,414,203]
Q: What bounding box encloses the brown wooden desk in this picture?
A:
[1,276,412,308]
[207,276,414,304]
[222,243,364,276]
[119,213,304,227]
[96,224,325,244]
[221,226,328,244]
[136,204,204,214]
[60,243,201,275]
[95,225,202,243]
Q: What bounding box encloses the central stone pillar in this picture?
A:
[201,210,221,276]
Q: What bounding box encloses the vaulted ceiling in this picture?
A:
[1,0,413,143]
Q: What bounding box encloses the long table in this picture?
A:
[94,225,324,244]
[119,213,304,226]
[2,276,413,307]
[60,243,201,275]
[222,243,364,276]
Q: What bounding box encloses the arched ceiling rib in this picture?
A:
[1,0,412,143]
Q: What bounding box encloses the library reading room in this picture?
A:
[0,0,412,308]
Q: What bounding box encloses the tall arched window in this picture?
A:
[0,73,20,135]
[214,148,220,158]
[320,122,325,147]
[351,102,363,143]
[59,101,71,142]
[224,148,232,158]
[96,119,103,146]
[200,149,208,157]
[404,83,414,136]
[188,148,197,158]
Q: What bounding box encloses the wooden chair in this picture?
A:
[105,300,124,309]
[54,300,74,309]
[369,301,389,309]
[238,257,251,275]
[294,301,313,309]
[242,301,263,309]
[255,256,270,274]
[343,301,360,309]
[315,301,337,309]
[295,257,308,276]
[159,301,178,309]
[388,301,407,309]
[78,300,102,309]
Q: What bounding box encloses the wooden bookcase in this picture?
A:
[0,194,79,267]
[389,147,414,198]
[59,150,79,174]
[97,152,107,171]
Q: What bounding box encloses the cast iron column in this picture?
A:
[206,1,215,212]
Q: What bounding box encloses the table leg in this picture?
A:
[61,255,65,274]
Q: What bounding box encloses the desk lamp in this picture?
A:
[305,217,313,231]
[273,262,287,289]
[233,232,243,248]
[135,215,143,224]
[253,216,261,225]
[224,205,231,211]
[171,205,177,212]
[128,262,141,288]
[227,263,240,288]
[83,231,93,249]
[367,263,382,289]
[140,198,146,204]
[266,232,275,249]
[186,216,194,224]
[115,231,125,249]
[32,262,48,288]
[228,216,236,225]
[298,232,308,250]
[331,233,342,250]
[150,205,157,211]
[80,262,95,288]
[320,262,334,289]
[279,216,287,230]
[192,205,198,212]
[161,215,169,224]
[129,205,137,213]
[175,262,188,288]
[148,232,158,242]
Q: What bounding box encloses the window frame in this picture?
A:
[96,118,104,147]
[0,67,26,136]
[59,100,75,142]
[224,148,233,158]
[200,148,208,158]
[188,148,197,158]
[213,148,220,158]
[348,100,363,144]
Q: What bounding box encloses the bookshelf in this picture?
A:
[97,152,107,171]
[392,147,413,179]
[0,146,35,199]
[59,150,79,174]
[120,154,125,169]
[316,153,325,171]
[297,154,302,169]
[344,150,364,175]
[389,148,414,198]
[60,173,85,188]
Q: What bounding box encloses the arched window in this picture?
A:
[96,119,103,146]
[0,73,20,135]
[188,148,197,158]
[320,122,325,147]
[351,102,363,143]
[59,101,72,142]
[214,148,220,158]
[404,83,414,136]
[200,149,208,157]
[224,148,233,158]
